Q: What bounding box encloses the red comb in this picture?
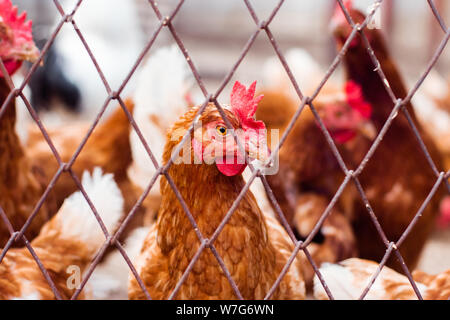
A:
[230,81,265,130]
[0,0,33,40]
[0,0,38,61]
[345,80,372,119]
[332,0,353,25]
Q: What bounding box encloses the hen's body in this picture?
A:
[129,105,305,300]
[0,77,57,246]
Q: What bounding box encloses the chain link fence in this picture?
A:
[0,0,449,300]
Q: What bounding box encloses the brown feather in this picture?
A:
[0,77,57,247]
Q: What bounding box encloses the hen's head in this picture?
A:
[330,0,386,76]
[318,81,375,144]
[0,0,39,76]
[173,81,269,177]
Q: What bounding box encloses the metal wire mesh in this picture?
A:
[0,0,449,300]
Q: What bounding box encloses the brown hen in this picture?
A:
[129,82,305,300]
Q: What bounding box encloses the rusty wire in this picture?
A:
[0,0,448,301]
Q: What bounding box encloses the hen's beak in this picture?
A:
[13,44,40,63]
[356,120,377,140]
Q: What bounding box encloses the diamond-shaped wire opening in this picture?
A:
[0,0,448,300]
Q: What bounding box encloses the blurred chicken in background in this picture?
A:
[332,1,446,272]
[26,44,193,226]
[16,0,145,121]
[261,48,327,100]
[411,71,450,231]
[256,48,375,287]
[28,44,80,113]
[14,0,80,113]
[88,226,150,300]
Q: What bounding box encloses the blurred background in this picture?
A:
[13,0,450,117]
[12,0,450,273]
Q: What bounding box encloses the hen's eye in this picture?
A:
[216,125,227,136]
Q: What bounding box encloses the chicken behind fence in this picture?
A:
[0,168,124,300]
[129,82,306,300]
[332,2,446,272]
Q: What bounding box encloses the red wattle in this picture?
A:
[331,129,357,144]
[216,163,246,176]
[1,60,22,77]
[216,156,246,176]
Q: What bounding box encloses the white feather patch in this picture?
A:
[12,280,41,300]
[57,167,124,247]
[128,45,192,191]
[262,48,323,96]
[314,259,429,300]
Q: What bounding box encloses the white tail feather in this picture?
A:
[57,167,124,248]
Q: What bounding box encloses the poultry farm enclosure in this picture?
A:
[0,0,449,300]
